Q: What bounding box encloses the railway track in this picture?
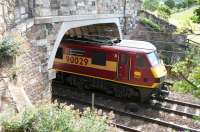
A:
[53,94,199,132]
[54,83,200,132]
[53,82,199,119]
[149,98,200,119]
[112,123,142,132]
[151,98,200,119]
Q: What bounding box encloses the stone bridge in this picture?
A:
[0,0,141,111]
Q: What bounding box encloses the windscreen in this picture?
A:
[147,52,160,66]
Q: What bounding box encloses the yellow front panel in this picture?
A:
[151,64,167,78]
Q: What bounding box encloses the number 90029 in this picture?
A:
[66,55,89,66]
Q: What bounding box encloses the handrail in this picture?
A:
[62,37,113,46]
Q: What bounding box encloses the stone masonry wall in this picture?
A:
[138,10,177,33]
[130,22,187,64]
[0,0,33,35]
[36,0,141,33]
[16,41,51,103]
[0,76,15,112]
[36,0,141,17]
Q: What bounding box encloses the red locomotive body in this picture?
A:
[53,38,168,102]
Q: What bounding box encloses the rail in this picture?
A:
[150,99,200,118]
[186,39,200,47]
[160,98,200,109]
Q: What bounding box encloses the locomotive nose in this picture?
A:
[151,64,167,81]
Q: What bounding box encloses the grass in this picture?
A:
[139,17,163,31]
[169,6,198,28]
[169,6,200,43]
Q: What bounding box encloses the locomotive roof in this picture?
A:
[113,40,156,53]
[62,39,156,53]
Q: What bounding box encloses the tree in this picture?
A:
[157,5,171,20]
[191,8,200,23]
[191,0,200,23]
[175,0,197,9]
[164,0,175,9]
[172,47,200,98]
[187,0,197,7]
[143,0,160,11]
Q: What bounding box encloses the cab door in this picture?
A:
[118,53,129,81]
[132,54,151,85]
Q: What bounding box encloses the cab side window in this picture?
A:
[120,54,128,65]
[136,55,146,68]
[92,52,106,66]
[56,47,63,59]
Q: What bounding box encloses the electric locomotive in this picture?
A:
[53,36,169,103]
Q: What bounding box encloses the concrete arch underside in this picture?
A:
[48,17,122,69]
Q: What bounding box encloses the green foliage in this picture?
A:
[139,17,162,31]
[172,80,193,93]
[194,116,200,123]
[157,4,172,20]
[0,36,20,61]
[191,7,200,23]
[0,104,108,132]
[172,47,200,98]
[164,0,175,9]
[143,0,160,11]
[175,0,197,9]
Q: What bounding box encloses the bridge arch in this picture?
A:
[48,17,122,69]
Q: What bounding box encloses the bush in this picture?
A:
[143,0,160,11]
[157,5,171,20]
[172,47,200,98]
[191,7,200,24]
[139,17,162,31]
[194,116,200,123]
[0,36,21,61]
[175,0,197,9]
[164,0,175,9]
[0,104,108,132]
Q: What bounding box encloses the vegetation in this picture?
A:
[157,5,172,20]
[0,103,109,132]
[191,0,200,23]
[175,0,197,9]
[143,0,160,11]
[172,47,200,98]
[0,35,21,63]
[139,17,162,31]
[142,0,198,21]
[164,0,175,9]
[191,7,200,23]
[169,6,198,33]
[0,34,24,80]
[194,116,200,123]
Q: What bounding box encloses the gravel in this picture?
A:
[169,92,200,105]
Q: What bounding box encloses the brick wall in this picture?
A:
[16,42,51,103]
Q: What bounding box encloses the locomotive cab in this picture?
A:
[116,40,169,100]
